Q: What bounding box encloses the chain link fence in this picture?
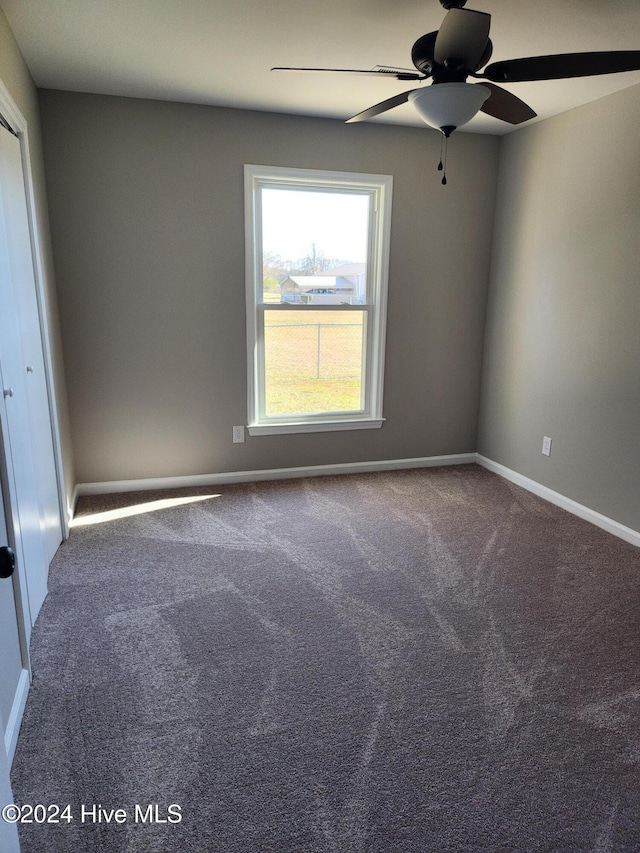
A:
[264,316,364,414]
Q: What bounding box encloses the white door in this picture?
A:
[0,484,26,747]
[0,124,61,565]
[0,120,63,630]
[0,484,24,853]
[0,730,20,853]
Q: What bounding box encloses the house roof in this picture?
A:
[324,263,366,278]
[281,276,355,290]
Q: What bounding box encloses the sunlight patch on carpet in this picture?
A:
[71,494,220,527]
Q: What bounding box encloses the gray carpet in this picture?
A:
[10,464,640,852]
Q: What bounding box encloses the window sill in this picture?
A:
[247,418,385,437]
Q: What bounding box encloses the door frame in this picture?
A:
[0,77,68,540]
[0,700,21,853]
[0,76,66,760]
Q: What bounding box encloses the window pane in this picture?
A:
[245,164,391,432]
[264,310,365,416]
[261,188,369,304]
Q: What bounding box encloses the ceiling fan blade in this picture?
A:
[483,51,640,83]
[346,89,418,123]
[434,8,491,70]
[271,66,424,81]
[478,82,537,124]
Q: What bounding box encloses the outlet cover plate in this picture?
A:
[542,436,552,457]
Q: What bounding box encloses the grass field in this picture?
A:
[264,310,364,415]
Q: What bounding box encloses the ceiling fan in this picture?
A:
[272,0,640,138]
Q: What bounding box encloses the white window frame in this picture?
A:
[244,164,392,436]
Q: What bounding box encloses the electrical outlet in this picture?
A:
[232,425,245,444]
[542,436,552,457]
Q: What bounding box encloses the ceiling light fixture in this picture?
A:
[408,82,491,185]
[408,82,491,137]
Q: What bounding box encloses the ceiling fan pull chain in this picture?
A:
[440,132,448,185]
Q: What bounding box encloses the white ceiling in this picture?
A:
[3,0,640,134]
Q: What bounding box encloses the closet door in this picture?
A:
[0,483,22,853]
[0,502,22,853]
[0,123,59,625]
[0,475,28,762]
[0,125,61,563]
[0,728,20,852]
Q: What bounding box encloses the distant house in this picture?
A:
[280,264,366,304]
[324,263,366,298]
[280,275,357,304]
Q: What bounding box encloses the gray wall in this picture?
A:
[0,8,74,513]
[38,90,500,484]
[478,84,640,532]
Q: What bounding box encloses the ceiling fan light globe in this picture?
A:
[409,82,491,132]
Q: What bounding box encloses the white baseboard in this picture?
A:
[74,452,639,548]
[69,483,80,523]
[477,455,640,548]
[75,453,477,498]
[4,668,29,764]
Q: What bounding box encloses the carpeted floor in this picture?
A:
[10,464,640,852]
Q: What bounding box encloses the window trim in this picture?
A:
[244,164,392,436]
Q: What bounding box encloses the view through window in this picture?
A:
[245,166,392,434]
[261,188,369,417]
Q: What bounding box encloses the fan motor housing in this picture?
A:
[413,35,494,79]
[411,32,439,75]
[411,31,492,80]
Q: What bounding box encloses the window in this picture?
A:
[244,165,392,435]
